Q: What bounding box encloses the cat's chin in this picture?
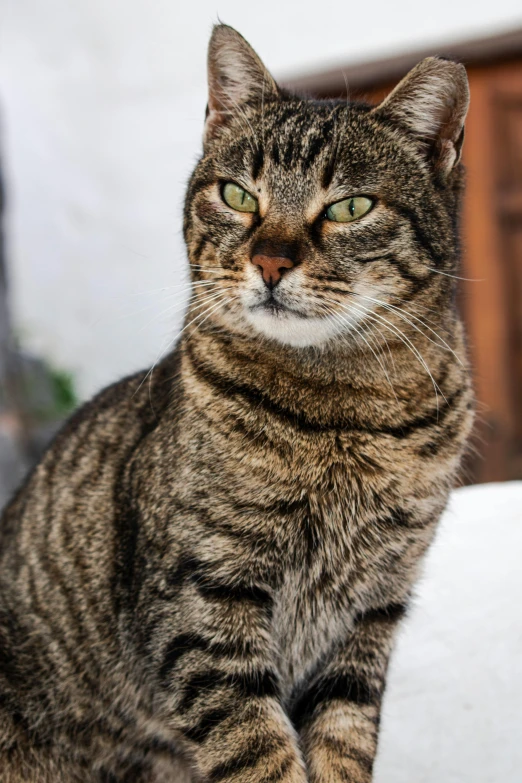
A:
[243,306,343,348]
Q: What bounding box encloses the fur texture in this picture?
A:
[0,25,473,783]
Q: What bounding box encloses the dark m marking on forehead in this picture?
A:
[302,134,326,173]
[283,138,295,167]
[251,146,264,180]
[321,131,341,188]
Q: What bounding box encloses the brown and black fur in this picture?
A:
[0,25,473,783]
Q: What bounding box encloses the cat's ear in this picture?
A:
[204,24,280,144]
[372,57,469,177]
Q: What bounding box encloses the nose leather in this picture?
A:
[251,254,295,288]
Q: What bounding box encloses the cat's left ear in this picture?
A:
[372,57,469,177]
[205,24,280,145]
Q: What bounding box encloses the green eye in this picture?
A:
[326,196,373,223]
[222,182,259,213]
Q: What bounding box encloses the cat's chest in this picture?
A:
[271,566,355,692]
[264,449,425,690]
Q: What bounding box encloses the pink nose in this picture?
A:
[251,254,295,288]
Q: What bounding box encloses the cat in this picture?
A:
[0,23,474,783]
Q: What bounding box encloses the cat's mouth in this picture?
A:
[250,294,309,319]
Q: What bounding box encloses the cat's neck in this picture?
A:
[180,322,457,431]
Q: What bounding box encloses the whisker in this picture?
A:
[315,297,399,403]
[344,301,446,411]
[326,297,446,411]
[178,291,233,340]
[189,264,233,275]
[89,282,214,327]
[426,268,485,282]
[137,287,227,334]
[349,292,464,366]
[134,288,234,401]
[126,279,221,296]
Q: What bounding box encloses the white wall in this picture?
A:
[2,0,522,398]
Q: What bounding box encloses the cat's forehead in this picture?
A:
[213,99,396,206]
[254,100,374,162]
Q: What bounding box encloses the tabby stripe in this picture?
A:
[392,203,446,267]
[179,501,245,540]
[265,754,294,783]
[159,634,209,683]
[251,146,264,180]
[27,566,95,679]
[385,257,431,292]
[208,734,284,782]
[181,705,232,743]
[178,669,226,712]
[316,285,354,295]
[290,672,380,731]
[160,633,260,682]
[179,668,279,712]
[385,386,464,437]
[194,577,273,606]
[347,250,432,295]
[0,692,32,734]
[166,553,202,587]
[114,403,166,609]
[321,149,337,188]
[321,737,374,774]
[186,341,345,433]
[283,139,295,166]
[313,273,343,283]
[187,339,463,438]
[375,506,431,530]
[354,602,407,625]
[303,135,325,169]
[384,507,413,527]
[417,413,465,456]
[166,553,272,607]
[231,496,307,519]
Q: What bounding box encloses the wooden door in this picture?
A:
[462,61,522,482]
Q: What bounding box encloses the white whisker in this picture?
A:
[342,301,446,411]
[350,292,464,366]
[315,297,399,403]
[426,267,485,282]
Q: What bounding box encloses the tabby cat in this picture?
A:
[0,24,473,783]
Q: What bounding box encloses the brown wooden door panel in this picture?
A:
[495,83,522,478]
[465,63,522,482]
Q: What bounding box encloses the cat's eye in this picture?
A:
[222,182,259,213]
[326,196,374,223]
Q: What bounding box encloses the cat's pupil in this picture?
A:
[349,199,355,217]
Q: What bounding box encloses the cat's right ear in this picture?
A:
[204,24,280,145]
[371,57,470,177]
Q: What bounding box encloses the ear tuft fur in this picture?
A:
[205,24,279,145]
[372,57,470,176]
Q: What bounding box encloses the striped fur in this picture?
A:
[0,25,473,783]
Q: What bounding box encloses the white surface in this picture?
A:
[1,1,522,398]
[375,481,522,783]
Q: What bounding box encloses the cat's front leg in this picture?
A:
[149,567,307,783]
[291,603,406,783]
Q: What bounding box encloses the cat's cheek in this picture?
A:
[193,203,256,251]
[193,198,231,223]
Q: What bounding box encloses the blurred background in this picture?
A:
[1,0,522,505]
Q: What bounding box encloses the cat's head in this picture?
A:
[183,25,469,350]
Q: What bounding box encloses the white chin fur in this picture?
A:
[244,307,350,348]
